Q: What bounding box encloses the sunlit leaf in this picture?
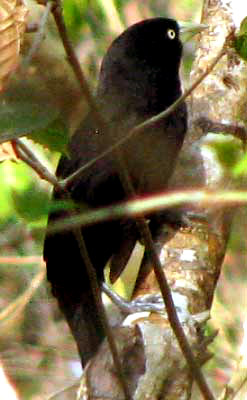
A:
[239,16,247,35]
[63,0,88,42]
[0,160,31,219]
[233,152,247,176]
[207,136,242,171]
[234,17,247,61]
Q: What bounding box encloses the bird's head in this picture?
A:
[100,18,183,82]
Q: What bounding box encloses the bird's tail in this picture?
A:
[44,215,105,367]
[53,284,105,367]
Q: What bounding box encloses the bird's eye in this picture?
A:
[167,29,176,40]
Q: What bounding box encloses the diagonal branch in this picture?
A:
[46,189,247,235]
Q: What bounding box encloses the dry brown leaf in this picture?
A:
[0,0,28,92]
[0,141,18,161]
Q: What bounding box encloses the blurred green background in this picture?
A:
[0,0,246,399]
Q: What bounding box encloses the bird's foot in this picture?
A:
[102,282,164,314]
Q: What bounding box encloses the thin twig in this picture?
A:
[13,138,60,189]
[73,228,132,400]
[51,0,107,133]
[0,268,45,327]
[0,256,43,264]
[22,1,53,69]
[46,189,247,235]
[196,117,247,146]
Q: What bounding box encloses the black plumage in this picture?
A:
[44,17,187,366]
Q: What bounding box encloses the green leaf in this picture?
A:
[63,0,88,42]
[234,35,247,61]
[208,137,242,171]
[233,152,247,176]
[12,186,51,222]
[28,118,69,155]
[239,16,247,35]
[0,88,60,142]
[234,17,247,61]
[0,161,33,219]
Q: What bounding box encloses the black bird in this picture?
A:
[44,17,187,367]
